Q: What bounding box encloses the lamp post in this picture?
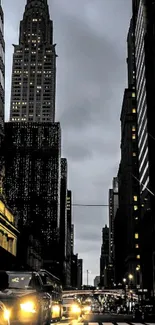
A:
[123,278,127,303]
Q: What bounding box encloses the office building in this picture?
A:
[114,14,141,286]
[5,122,61,272]
[109,177,118,263]
[71,253,78,288]
[132,0,155,296]
[71,224,74,254]
[94,275,100,288]
[77,259,83,289]
[10,0,56,123]
[59,158,68,284]
[0,0,4,195]
[66,190,72,286]
[100,225,109,286]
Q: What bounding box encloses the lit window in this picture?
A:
[132,108,136,113]
[132,92,136,98]
[133,152,136,157]
[135,244,139,248]
[136,255,140,259]
[134,196,138,202]
[132,134,136,140]
[132,126,136,132]
[135,233,139,239]
[134,206,138,211]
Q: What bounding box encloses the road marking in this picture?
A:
[102,323,114,325]
[145,324,155,325]
[131,323,145,325]
[117,323,130,325]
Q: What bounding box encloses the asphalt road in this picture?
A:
[59,313,155,325]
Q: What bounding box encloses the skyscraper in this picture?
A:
[114,16,140,286]
[59,158,68,284]
[5,0,61,273]
[10,0,56,123]
[132,0,155,296]
[0,0,5,194]
[100,225,109,286]
[66,190,72,286]
[109,177,118,263]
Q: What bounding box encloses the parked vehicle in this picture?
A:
[0,270,62,325]
[62,298,81,319]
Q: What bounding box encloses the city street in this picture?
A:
[58,314,155,325]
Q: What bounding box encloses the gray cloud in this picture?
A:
[4,0,131,284]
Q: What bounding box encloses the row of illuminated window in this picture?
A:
[0,70,4,89]
[0,15,3,35]
[0,43,4,63]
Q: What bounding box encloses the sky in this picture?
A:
[3,0,132,285]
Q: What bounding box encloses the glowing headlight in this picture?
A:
[53,305,60,313]
[84,306,91,312]
[71,304,81,313]
[4,309,10,321]
[20,301,36,313]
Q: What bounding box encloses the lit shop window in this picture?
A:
[135,233,139,239]
[134,196,138,202]
[132,108,136,113]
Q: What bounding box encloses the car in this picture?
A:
[0,270,62,325]
[62,298,81,319]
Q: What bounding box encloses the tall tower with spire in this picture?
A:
[5,0,61,274]
[10,0,56,123]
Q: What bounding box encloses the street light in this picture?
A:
[123,278,127,283]
[128,274,133,281]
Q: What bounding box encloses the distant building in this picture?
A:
[100,225,109,287]
[109,177,118,263]
[71,254,78,288]
[10,0,56,123]
[59,158,68,285]
[66,190,72,286]
[77,259,83,289]
[71,224,74,254]
[94,276,100,287]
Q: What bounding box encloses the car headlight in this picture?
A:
[71,304,81,313]
[20,301,36,313]
[53,305,60,313]
[84,306,91,312]
[4,309,10,321]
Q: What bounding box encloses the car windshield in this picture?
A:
[8,273,33,289]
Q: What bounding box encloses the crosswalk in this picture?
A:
[60,320,155,325]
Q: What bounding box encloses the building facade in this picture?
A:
[0,0,5,195]
[77,259,83,289]
[132,0,155,296]
[66,190,72,286]
[0,198,19,269]
[109,177,118,264]
[71,224,74,254]
[100,225,109,287]
[10,0,56,123]
[59,158,68,284]
[5,122,61,273]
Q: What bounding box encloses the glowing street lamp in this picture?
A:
[128,274,133,280]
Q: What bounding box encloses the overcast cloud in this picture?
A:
[4,0,132,284]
